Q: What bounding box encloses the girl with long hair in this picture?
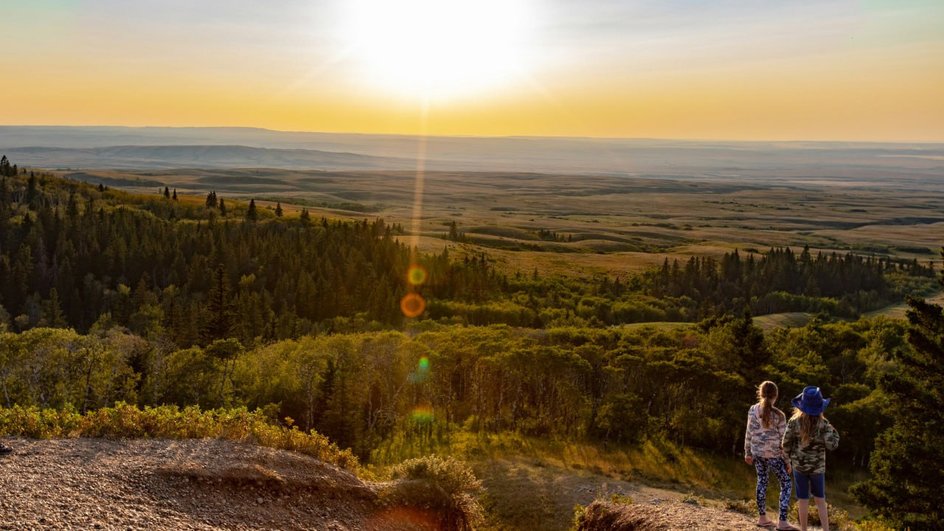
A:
[744,381,797,530]
[782,386,840,531]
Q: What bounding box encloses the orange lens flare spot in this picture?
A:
[400,292,426,318]
[407,265,428,286]
[412,405,434,423]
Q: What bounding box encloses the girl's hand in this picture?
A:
[744,455,753,465]
[785,461,792,474]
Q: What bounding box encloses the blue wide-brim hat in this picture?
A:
[792,386,830,416]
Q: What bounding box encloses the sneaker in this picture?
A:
[0,443,12,455]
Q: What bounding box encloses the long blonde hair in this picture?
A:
[790,409,825,445]
[756,381,781,428]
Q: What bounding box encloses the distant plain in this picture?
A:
[3,126,941,277]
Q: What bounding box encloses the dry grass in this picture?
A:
[574,498,756,530]
[370,431,875,529]
[867,290,944,319]
[753,312,815,330]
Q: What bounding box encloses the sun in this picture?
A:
[343,0,533,101]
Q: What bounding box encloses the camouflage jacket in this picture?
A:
[782,417,839,474]
[744,404,787,459]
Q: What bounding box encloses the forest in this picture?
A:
[0,162,941,528]
[0,167,934,346]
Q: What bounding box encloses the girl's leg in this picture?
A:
[797,499,809,531]
[793,471,810,531]
[810,474,827,531]
[813,498,829,531]
[770,458,793,524]
[754,457,771,522]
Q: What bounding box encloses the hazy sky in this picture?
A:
[4,0,943,141]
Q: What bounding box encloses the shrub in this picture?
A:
[0,403,359,471]
[385,455,483,531]
[723,498,754,515]
[789,500,856,530]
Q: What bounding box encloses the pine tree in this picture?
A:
[163,186,170,199]
[219,198,227,217]
[206,191,217,209]
[26,173,38,207]
[246,199,258,221]
[172,189,178,201]
[275,202,283,217]
[852,252,944,528]
[203,264,235,342]
[300,208,310,224]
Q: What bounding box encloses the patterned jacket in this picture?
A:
[782,416,840,474]
[744,403,787,459]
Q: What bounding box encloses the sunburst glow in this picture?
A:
[343,0,533,101]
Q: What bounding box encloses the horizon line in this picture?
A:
[2,123,944,146]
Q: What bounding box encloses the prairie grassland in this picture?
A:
[866,290,944,319]
[60,168,944,276]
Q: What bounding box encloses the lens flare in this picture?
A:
[410,356,431,383]
[367,506,440,530]
[407,265,428,286]
[411,405,434,423]
[400,292,426,318]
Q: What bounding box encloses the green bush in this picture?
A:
[0,403,359,471]
[385,455,483,531]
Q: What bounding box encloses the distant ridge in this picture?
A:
[2,125,943,176]
[2,144,416,171]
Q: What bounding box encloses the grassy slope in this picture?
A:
[865,290,944,319]
[370,431,868,530]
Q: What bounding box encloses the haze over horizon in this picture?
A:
[5,0,944,142]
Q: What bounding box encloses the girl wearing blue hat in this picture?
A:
[782,386,840,531]
[744,381,797,530]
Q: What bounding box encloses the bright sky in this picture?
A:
[4,0,943,141]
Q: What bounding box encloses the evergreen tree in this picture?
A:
[219,198,227,217]
[203,264,235,342]
[852,251,944,528]
[163,186,170,199]
[26,173,38,207]
[300,208,310,224]
[275,202,283,217]
[246,199,258,221]
[206,191,218,209]
[172,189,178,201]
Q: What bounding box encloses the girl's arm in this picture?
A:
[744,407,754,460]
[823,419,840,451]
[782,421,798,468]
[778,413,790,463]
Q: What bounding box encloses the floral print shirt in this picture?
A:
[744,403,787,459]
